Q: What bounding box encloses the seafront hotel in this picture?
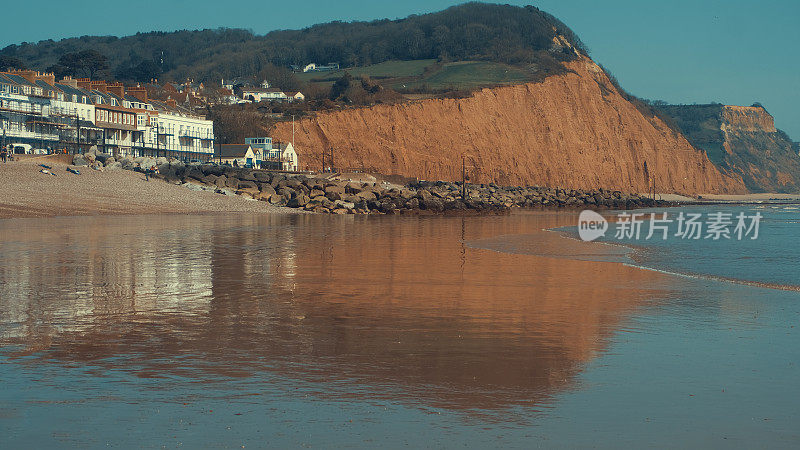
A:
[0,70,215,160]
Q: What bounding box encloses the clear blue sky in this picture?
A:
[3,0,798,137]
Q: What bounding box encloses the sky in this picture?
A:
[2,0,798,137]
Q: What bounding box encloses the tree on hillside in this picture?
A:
[206,104,274,145]
[0,55,25,71]
[1,3,587,82]
[47,50,109,79]
[256,64,301,91]
[329,73,353,101]
[114,60,163,83]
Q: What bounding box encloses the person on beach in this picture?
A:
[145,166,150,181]
[1,147,6,163]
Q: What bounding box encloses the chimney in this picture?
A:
[60,76,78,88]
[90,80,107,93]
[34,72,56,85]
[127,85,148,103]
[76,78,92,91]
[107,82,125,98]
[10,69,38,83]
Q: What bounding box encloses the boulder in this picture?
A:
[345,182,364,194]
[214,175,228,188]
[421,196,444,212]
[223,167,241,178]
[343,194,361,204]
[105,161,122,170]
[103,156,116,167]
[254,172,271,183]
[155,157,168,166]
[236,187,261,198]
[287,193,310,208]
[225,177,240,189]
[72,154,88,166]
[121,158,135,171]
[334,200,355,210]
[201,164,224,176]
[417,189,434,202]
[201,174,218,185]
[95,152,112,164]
[308,196,328,207]
[255,191,274,202]
[164,173,182,184]
[400,189,416,200]
[239,170,257,182]
[378,200,397,213]
[237,180,258,190]
[310,188,325,198]
[139,157,158,170]
[270,174,286,187]
[182,182,205,192]
[184,167,204,181]
[285,178,303,189]
[325,188,345,201]
[216,188,236,196]
[356,191,377,202]
[325,184,346,195]
[259,183,276,196]
[269,193,286,205]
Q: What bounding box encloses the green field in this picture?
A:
[298,59,537,92]
[296,59,437,83]
[394,61,534,90]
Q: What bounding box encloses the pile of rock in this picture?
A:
[71,149,120,171]
[73,154,665,214]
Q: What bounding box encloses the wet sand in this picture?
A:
[0,157,295,218]
[0,212,669,411]
[1,212,798,447]
[657,192,800,203]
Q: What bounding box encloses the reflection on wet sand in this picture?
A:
[0,212,673,412]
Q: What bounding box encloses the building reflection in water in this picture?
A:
[0,212,674,412]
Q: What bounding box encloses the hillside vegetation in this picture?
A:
[0,3,586,85]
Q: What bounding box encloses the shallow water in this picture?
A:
[0,211,798,447]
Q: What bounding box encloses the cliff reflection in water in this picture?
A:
[0,212,671,411]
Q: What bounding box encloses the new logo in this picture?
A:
[578,210,608,242]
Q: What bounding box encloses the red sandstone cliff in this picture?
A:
[273,59,745,195]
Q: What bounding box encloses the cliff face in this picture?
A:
[721,105,776,133]
[659,104,800,193]
[274,59,744,195]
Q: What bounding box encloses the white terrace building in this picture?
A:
[0,70,215,160]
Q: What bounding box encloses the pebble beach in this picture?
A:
[0,156,291,219]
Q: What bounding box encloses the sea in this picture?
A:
[0,206,798,448]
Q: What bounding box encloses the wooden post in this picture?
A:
[461,154,466,200]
